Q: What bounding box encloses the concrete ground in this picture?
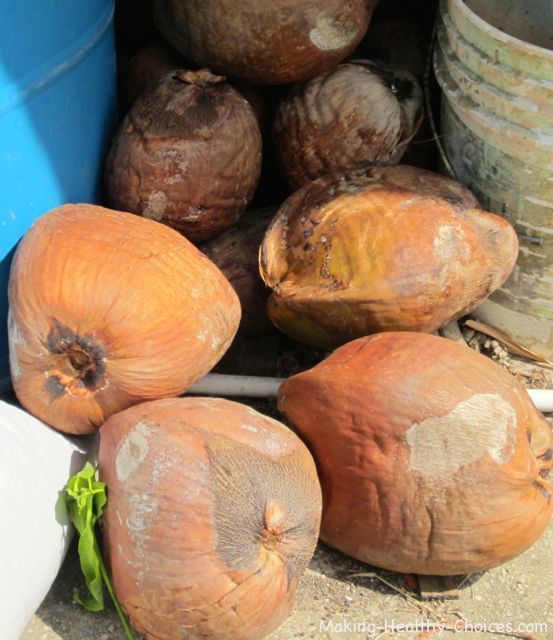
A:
[23,521,553,640]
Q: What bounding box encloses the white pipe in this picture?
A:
[187,373,284,398]
[527,389,553,414]
[188,374,553,414]
[4,373,552,412]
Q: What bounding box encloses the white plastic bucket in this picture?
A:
[434,0,553,356]
[0,401,94,639]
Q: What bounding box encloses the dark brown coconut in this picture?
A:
[278,332,553,575]
[200,208,276,337]
[120,41,185,114]
[105,69,262,242]
[259,165,518,349]
[273,60,423,188]
[121,42,269,127]
[100,397,322,640]
[153,0,378,85]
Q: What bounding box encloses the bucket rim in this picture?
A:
[448,0,553,62]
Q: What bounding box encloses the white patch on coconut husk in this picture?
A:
[116,420,153,482]
[126,493,159,533]
[406,393,517,478]
[7,309,25,380]
[143,190,167,220]
[433,225,470,261]
[309,15,356,51]
[240,423,258,433]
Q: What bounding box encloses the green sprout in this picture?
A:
[66,462,136,640]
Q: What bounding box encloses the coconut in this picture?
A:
[200,208,276,337]
[100,397,322,639]
[105,69,262,242]
[278,332,553,575]
[259,165,518,349]
[273,60,423,188]
[153,0,378,85]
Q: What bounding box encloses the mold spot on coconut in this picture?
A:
[142,190,168,221]
[7,308,25,381]
[405,393,518,479]
[115,421,155,482]
[308,13,360,51]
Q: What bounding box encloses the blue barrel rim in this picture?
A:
[0,2,114,117]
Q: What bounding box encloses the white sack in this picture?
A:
[0,400,95,639]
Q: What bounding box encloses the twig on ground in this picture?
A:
[349,571,438,617]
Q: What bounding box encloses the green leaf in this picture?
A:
[65,462,137,639]
[76,525,104,609]
[66,463,106,612]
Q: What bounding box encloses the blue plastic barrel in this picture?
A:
[0,1,117,389]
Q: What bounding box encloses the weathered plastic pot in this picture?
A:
[0,400,93,639]
[434,0,553,357]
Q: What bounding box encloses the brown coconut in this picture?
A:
[259,165,518,349]
[105,69,262,243]
[100,397,322,640]
[121,42,269,127]
[278,332,553,575]
[200,207,276,337]
[153,0,378,85]
[273,60,423,188]
[120,41,185,113]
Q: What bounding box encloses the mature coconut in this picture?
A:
[200,208,276,336]
[273,60,423,188]
[260,165,518,349]
[153,0,378,85]
[8,204,240,434]
[278,332,553,575]
[105,69,262,242]
[121,42,269,126]
[100,397,322,640]
[120,40,185,113]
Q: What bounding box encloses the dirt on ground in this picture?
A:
[23,519,553,640]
